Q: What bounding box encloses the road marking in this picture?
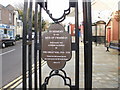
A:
[0,49,16,56]
[0,61,46,90]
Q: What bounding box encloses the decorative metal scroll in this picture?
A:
[42,69,72,88]
[22,0,90,89]
[38,0,75,23]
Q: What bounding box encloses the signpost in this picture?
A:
[42,24,72,70]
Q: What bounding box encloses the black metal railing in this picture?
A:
[22,0,92,89]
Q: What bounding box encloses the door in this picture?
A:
[107,28,111,43]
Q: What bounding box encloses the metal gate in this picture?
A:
[22,0,92,89]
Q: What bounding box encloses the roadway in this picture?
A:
[0,40,35,88]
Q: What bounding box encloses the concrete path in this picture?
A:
[16,43,118,89]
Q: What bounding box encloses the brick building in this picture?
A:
[0,4,23,38]
[106,11,119,43]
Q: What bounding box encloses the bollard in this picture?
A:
[106,46,110,52]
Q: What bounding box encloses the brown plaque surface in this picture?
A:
[47,60,66,70]
[41,24,72,70]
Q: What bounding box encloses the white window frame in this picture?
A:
[9,13,12,23]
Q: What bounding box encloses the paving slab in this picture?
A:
[16,40,118,89]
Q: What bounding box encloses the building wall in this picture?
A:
[112,12,119,41]
[0,5,2,24]
[0,4,23,38]
[6,5,15,25]
[1,8,9,25]
[119,11,120,42]
[106,11,119,43]
[70,24,75,36]
[106,20,112,43]
[0,4,14,25]
[16,25,23,37]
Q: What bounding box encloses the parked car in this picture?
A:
[0,34,16,48]
[15,34,21,40]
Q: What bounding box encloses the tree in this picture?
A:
[33,12,47,31]
[14,3,47,30]
[13,2,24,21]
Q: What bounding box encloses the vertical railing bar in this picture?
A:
[105,25,107,47]
[28,0,33,89]
[75,0,79,89]
[34,2,38,89]
[67,25,70,33]
[83,1,87,89]
[83,0,92,90]
[23,0,28,89]
[86,1,92,89]
[87,1,92,89]
[39,4,42,89]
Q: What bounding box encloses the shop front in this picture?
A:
[0,24,15,38]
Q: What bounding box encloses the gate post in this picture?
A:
[23,0,28,89]
[22,0,28,90]
[75,1,79,89]
[39,3,42,89]
[34,2,38,89]
[83,0,92,90]
[28,0,33,89]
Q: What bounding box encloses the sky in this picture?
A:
[0,0,24,6]
[0,0,81,24]
[0,0,119,24]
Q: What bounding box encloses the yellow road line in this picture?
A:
[8,79,22,89]
[9,61,46,89]
[0,76,22,89]
[0,61,46,90]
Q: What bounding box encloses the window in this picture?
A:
[4,29,7,34]
[9,13,12,23]
[0,10,1,20]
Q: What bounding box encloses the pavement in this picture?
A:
[16,40,119,89]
